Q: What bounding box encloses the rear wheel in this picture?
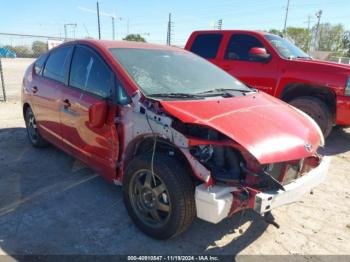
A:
[24,107,49,147]
[290,96,333,138]
[123,153,196,239]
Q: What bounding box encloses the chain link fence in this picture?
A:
[0,33,71,101]
[0,58,6,101]
[328,56,350,65]
[0,33,68,58]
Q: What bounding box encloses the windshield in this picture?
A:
[265,34,310,59]
[109,48,250,96]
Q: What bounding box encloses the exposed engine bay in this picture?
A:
[116,91,329,224]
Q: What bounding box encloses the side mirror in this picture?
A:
[89,101,108,128]
[248,47,271,62]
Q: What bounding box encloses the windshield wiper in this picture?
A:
[288,56,312,60]
[147,92,202,99]
[196,88,253,95]
[296,56,312,60]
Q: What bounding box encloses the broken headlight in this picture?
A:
[190,145,242,182]
[192,145,214,162]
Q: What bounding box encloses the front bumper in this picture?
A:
[254,156,331,214]
[336,95,350,125]
[195,156,331,224]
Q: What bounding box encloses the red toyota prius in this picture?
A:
[22,40,330,239]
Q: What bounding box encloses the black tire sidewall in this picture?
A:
[290,97,333,138]
[24,107,48,147]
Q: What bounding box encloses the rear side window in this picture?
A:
[34,54,48,75]
[190,34,223,59]
[225,34,264,61]
[69,46,113,98]
[43,46,72,83]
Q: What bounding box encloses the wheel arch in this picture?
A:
[280,83,336,119]
[121,135,200,184]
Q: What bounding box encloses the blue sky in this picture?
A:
[1,0,350,46]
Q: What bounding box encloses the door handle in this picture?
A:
[62,99,71,108]
[31,86,38,93]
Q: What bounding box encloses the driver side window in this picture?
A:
[225,34,265,61]
[69,45,113,98]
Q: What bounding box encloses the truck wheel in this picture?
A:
[24,107,49,147]
[290,97,333,138]
[123,153,196,239]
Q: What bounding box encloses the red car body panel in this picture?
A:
[30,72,64,148]
[160,92,320,164]
[185,30,350,126]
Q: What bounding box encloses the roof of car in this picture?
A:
[65,39,183,51]
[191,30,273,36]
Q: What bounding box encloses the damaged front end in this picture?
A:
[117,91,330,224]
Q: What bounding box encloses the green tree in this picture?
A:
[268,29,282,36]
[285,27,311,51]
[123,34,146,42]
[32,41,48,57]
[4,45,33,58]
[342,30,350,56]
[268,28,311,51]
[316,23,344,53]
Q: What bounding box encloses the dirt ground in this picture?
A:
[0,59,350,257]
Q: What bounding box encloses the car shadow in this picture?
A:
[0,127,271,256]
[319,126,350,156]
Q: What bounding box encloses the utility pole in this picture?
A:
[79,5,120,40]
[304,15,313,51]
[112,16,115,40]
[127,18,130,35]
[283,0,290,34]
[97,1,101,39]
[64,23,77,40]
[217,19,223,30]
[314,10,323,51]
[166,13,172,46]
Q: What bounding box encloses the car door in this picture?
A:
[218,33,278,95]
[60,45,119,179]
[31,45,73,148]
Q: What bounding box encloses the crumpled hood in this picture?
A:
[160,92,321,164]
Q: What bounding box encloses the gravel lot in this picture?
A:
[0,59,350,257]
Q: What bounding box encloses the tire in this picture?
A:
[123,153,196,239]
[290,96,333,138]
[24,107,49,148]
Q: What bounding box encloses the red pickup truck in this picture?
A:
[185,30,350,137]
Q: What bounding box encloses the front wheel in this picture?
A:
[290,97,333,138]
[123,153,196,239]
